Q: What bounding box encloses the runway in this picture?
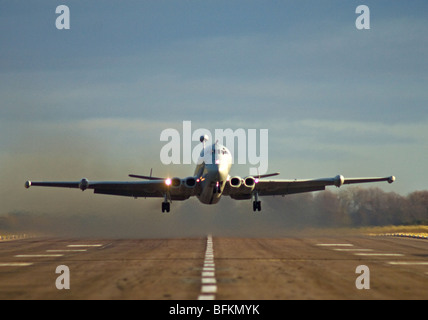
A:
[0,234,427,300]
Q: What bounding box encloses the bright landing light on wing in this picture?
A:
[165,178,172,186]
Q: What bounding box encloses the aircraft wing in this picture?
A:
[25,178,194,200]
[226,175,395,199]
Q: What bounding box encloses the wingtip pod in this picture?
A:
[388,176,396,184]
[79,178,89,191]
[334,175,345,187]
[25,180,31,189]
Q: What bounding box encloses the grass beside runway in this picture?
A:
[360,225,428,239]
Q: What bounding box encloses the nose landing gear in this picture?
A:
[213,181,222,194]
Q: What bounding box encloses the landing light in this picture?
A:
[165,178,172,186]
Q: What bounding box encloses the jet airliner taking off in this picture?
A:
[25,136,395,212]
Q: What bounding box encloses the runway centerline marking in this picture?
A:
[201,285,217,294]
[198,234,217,301]
[202,278,217,284]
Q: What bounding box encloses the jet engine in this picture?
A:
[228,176,256,200]
[170,177,197,189]
[228,176,255,191]
[229,176,242,188]
[171,177,181,188]
[244,176,256,190]
[184,177,197,188]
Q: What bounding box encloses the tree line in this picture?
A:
[266,187,428,228]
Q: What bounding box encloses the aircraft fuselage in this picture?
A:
[194,142,232,205]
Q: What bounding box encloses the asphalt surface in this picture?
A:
[0,234,427,300]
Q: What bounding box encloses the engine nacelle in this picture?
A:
[79,178,89,191]
[184,177,197,188]
[229,176,242,188]
[170,177,197,189]
[244,176,256,191]
[171,177,181,188]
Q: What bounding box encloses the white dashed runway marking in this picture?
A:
[0,262,33,267]
[316,243,354,247]
[354,253,404,257]
[387,261,428,265]
[47,249,87,252]
[14,254,63,258]
[67,244,103,247]
[317,240,427,276]
[333,248,374,252]
[198,234,217,300]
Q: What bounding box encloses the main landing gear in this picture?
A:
[161,202,170,213]
[162,194,170,213]
[253,200,261,212]
[253,191,261,212]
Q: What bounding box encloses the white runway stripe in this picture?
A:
[0,262,33,267]
[47,249,87,252]
[317,243,354,247]
[15,254,63,258]
[388,261,428,265]
[202,277,217,284]
[201,285,217,294]
[333,249,374,252]
[203,267,215,271]
[67,244,103,247]
[354,253,404,257]
[198,234,218,301]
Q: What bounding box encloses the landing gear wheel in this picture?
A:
[162,202,170,213]
[253,201,261,212]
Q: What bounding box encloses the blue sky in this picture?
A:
[0,0,427,217]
